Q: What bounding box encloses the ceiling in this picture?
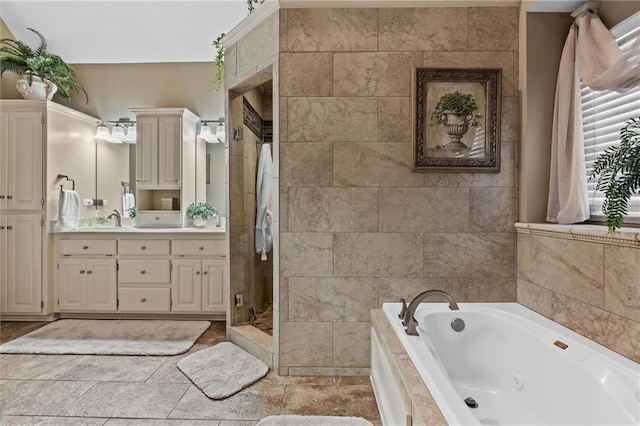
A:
[1,0,592,64]
[0,1,249,64]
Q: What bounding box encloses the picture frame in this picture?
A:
[412,68,501,172]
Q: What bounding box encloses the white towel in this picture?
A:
[255,144,273,261]
[123,193,135,217]
[56,190,80,229]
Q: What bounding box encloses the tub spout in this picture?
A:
[403,290,459,336]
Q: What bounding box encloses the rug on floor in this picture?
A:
[257,415,373,425]
[177,342,268,399]
[0,319,210,355]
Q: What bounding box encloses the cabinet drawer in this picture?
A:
[136,212,181,228]
[59,240,116,256]
[172,240,226,256]
[119,240,170,256]
[118,287,170,312]
[118,259,170,283]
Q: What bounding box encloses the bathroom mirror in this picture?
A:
[95,135,226,217]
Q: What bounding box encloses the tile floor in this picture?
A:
[0,321,382,425]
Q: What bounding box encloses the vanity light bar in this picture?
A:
[95,118,137,144]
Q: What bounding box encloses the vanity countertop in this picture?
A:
[51,226,226,234]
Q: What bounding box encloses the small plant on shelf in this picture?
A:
[589,117,640,232]
[126,206,137,218]
[186,202,217,220]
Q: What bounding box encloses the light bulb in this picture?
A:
[108,125,125,143]
[216,122,225,143]
[95,124,110,141]
[199,124,213,142]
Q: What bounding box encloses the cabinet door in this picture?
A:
[57,259,86,311]
[202,259,226,312]
[135,116,158,188]
[171,259,201,312]
[0,215,7,312]
[6,214,42,313]
[0,113,7,210]
[6,112,43,211]
[86,259,117,311]
[158,116,181,188]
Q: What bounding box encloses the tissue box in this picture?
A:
[160,197,179,210]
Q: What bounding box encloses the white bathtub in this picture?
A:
[380,302,640,425]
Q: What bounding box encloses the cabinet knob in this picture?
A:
[195,271,200,275]
[203,271,208,275]
[174,179,178,182]
[80,270,85,274]
[82,245,88,250]
[0,195,4,199]
[199,246,204,251]
[0,226,4,230]
[6,226,12,230]
[141,246,146,250]
[140,270,146,274]
[6,195,12,200]
[87,270,92,274]
[140,298,146,303]
[155,217,160,221]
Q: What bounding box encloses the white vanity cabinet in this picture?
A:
[53,231,227,318]
[172,239,226,313]
[118,239,172,313]
[56,239,117,312]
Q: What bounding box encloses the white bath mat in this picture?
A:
[257,416,373,426]
[177,342,268,399]
[0,319,210,355]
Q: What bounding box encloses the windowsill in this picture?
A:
[515,222,640,247]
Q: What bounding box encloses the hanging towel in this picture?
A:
[123,193,136,217]
[255,144,273,261]
[56,189,80,229]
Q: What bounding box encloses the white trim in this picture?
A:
[514,222,640,247]
[221,1,280,48]
[46,102,101,126]
[0,100,100,126]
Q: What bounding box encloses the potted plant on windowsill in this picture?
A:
[431,91,481,149]
[590,117,640,232]
[186,202,217,228]
[0,28,88,103]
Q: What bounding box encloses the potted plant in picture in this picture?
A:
[431,90,481,149]
[0,27,88,103]
[590,117,640,232]
[186,202,217,228]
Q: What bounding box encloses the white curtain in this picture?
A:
[546,12,640,224]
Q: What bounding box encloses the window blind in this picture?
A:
[583,12,640,225]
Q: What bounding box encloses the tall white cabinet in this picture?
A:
[131,108,199,228]
[0,105,44,315]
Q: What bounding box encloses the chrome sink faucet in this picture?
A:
[401,290,459,336]
[107,209,122,227]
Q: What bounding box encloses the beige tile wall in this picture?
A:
[516,230,640,363]
[278,7,519,374]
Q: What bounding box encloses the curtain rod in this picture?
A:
[571,1,601,18]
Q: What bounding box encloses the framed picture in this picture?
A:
[413,68,501,172]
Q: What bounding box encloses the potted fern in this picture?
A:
[186,202,217,228]
[431,91,481,148]
[0,28,88,103]
[590,117,640,232]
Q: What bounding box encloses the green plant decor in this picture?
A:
[126,206,137,218]
[590,117,640,232]
[0,28,88,103]
[212,0,265,89]
[186,202,217,220]
[431,91,480,127]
